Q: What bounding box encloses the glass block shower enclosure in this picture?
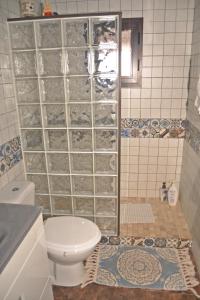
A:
[8,14,121,235]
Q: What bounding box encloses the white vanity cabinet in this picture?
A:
[0,214,54,300]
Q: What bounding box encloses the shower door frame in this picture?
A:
[8,12,121,235]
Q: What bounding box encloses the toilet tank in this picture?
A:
[0,181,35,205]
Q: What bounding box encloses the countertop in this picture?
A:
[0,203,41,273]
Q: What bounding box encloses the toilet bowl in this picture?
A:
[0,181,101,287]
[44,216,101,287]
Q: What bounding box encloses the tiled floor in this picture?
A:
[52,198,198,300]
[53,283,200,300]
[120,197,191,239]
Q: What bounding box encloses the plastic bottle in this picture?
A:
[168,182,178,206]
[43,0,53,16]
[160,182,168,202]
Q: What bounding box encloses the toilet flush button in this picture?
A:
[63,252,68,257]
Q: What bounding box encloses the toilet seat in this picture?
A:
[45,216,101,252]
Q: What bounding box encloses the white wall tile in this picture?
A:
[0,0,25,188]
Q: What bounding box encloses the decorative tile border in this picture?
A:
[0,136,22,177]
[121,118,186,138]
[185,120,200,155]
[100,236,192,249]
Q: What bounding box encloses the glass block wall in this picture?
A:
[8,14,120,235]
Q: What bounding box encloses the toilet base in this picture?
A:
[49,260,85,287]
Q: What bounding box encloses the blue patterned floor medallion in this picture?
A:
[82,245,199,292]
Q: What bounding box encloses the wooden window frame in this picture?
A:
[121,18,143,87]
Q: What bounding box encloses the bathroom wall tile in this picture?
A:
[5,1,196,226]
[121,118,186,138]
[0,136,22,177]
[0,3,24,187]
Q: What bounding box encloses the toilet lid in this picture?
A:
[44,216,101,250]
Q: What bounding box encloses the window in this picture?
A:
[121,18,143,87]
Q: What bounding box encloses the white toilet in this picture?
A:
[0,181,101,287]
[45,216,101,286]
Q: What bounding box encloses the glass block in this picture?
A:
[49,175,71,194]
[95,129,117,151]
[95,198,117,216]
[24,153,46,173]
[92,18,117,46]
[9,22,35,50]
[95,176,117,195]
[47,153,69,174]
[94,104,117,127]
[52,196,72,214]
[93,76,118,101]
[66,49,89,75]
[40,78,65,103]
[73,197,94,215]
[21,129,44,150]
[16,79,39,103]
[94,153,117,174]
[96,217,117,234]
[13,51,36,77]
[37,21,61,48]
[27,174,49,193]
[71,153,93,174]
[39,50,63,76]
[72,176,94,195]
[70,129,92,151]
[35,195,50,213]
[68,104,91,127]
[94,49,118,74]
[64,19,88,47]
[66,77,91,101]
[43,105,66,127]
[19,105,42,128]
[45,129,68,151]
